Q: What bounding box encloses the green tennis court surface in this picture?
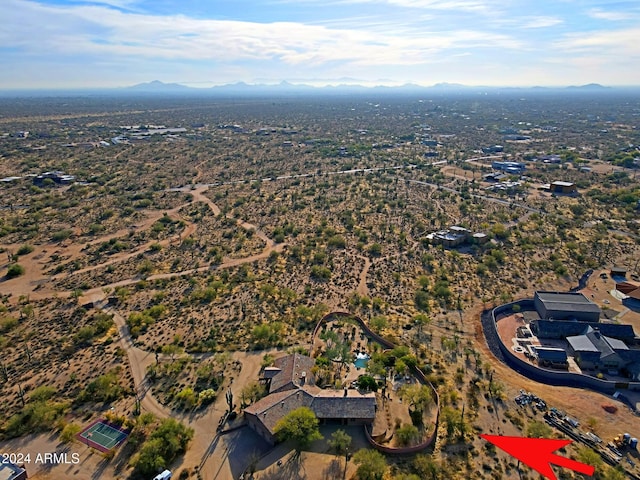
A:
[78,420,129,452]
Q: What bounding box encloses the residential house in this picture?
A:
[550,181,577,194]
[567,327,629,371]
[244,354,377,445]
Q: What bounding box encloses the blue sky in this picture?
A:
[2,0,640,88]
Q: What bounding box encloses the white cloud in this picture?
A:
[0,0,521,67]
[275,0,502,13]
[587,8,632,22]
[2,0,639,87]
[521,16,563,29]
[555,27,640,58]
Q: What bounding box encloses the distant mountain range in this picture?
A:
[2,80,636,98]
[122,80,621,95]
[127,80,192,91]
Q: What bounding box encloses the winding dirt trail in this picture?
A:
[356,255,371,296]
[1,182,288,479]
[1,184,282,302]
[106,306,171,418]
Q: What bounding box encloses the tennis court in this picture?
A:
[78,419,129,452]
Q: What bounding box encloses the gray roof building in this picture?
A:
[567,327,629,370]
[531,320,636,341]
[534,291,601,322]
[533,346,569,369]
[0,462,28,480]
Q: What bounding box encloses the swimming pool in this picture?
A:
[354,353,370,369]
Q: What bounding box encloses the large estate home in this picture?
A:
[526,292,640,379]
[244,353,377,445]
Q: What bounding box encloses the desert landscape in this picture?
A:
[1,91,640,480]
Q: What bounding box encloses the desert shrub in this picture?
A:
[2,387,69,438]
[0,316,18,333]
[396,424,420,446]
[16,244,34,255]
[6,263,25,278]
[175,387,197,409]
[51,229,73,242]
[29,385,57,402]
[60,422,82,443]
[77,370,124,403]
[310,265,332,280]
[127,305,166,337]
[198,389,217,405]
[131,418,193,477]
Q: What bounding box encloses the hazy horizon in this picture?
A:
[3,80,640,95]
[2,0,640,89]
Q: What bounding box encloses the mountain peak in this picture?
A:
[127,80,190,91]
[566,83,608,90]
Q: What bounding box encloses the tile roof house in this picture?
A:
[244,354,377,445]
[267,353,316,393]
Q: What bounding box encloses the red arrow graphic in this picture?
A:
[480,434,595,480]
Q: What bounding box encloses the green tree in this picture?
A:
[370,315,388,333]
[4,386,69,438]
[413,313,431,338]
[161,344,183,362]
[328,429,352,480]
[132,418,193,477]
[414,290,430,312]
[241,381,267,405]
[413,454,439,480]
[78,369,123,403]
[357,375,378,392]
[399,384,432,414]
[441,406,468,441]
[273,407,323,451]
[367,243,382,256]
[353,449,387,480]
[328,429,352,457]
[396,424,420,446]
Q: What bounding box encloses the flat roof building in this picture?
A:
[551,181,577,194]
[534,291,601,322]
[531,320,636,341]
[0,462,28,480]
[611,266,627,277]
[533,346,569,369]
